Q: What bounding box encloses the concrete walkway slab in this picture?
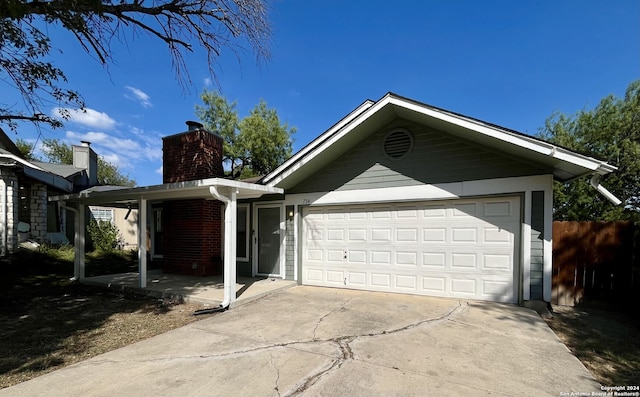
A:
[0,286,600,397]
[83,270,297,306]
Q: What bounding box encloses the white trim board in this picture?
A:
[283,175,553,207]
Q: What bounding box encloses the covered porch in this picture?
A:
[50,178,285,309]
[83,270,297,307]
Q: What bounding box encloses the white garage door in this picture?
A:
[302,196,520,303]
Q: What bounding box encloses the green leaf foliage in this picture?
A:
[196,90,295,179]
[538,80,640,221]
[87,219,123,253]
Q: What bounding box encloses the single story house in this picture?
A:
[51,93,619,308]
[0,129,103,254]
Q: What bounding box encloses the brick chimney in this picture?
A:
[162,121,224,183]
[160,121,225,276]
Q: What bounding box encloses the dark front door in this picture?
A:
[257,206,281,276]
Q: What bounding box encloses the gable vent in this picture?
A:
[383,129,413,160]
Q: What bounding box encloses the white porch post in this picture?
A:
[210,186,237,308]
[76,203,86,279]
[223,189,237,306]
[138,197,148,288]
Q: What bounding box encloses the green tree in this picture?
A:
[15,139,36,160]
[1,0,270,132]
[19,138,136,186]
[196,91,295,179]
[538,80,640,221]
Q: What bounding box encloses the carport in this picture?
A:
[50,177,283,308]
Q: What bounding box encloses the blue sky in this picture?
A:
[7,0,640,186]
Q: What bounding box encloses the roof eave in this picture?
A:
[49,178,284,205]
[264,93,617,188]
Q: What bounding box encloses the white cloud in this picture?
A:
[203,77,213,87]
[52,107,117,130]
[155,165,163,175]
[124,86,152,108]
[65,127,163,174]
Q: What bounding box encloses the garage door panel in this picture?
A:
[423,228,447,242]
[348,272,366,285]
[423,252,446,267]
[302,196,520,303]
[451,253,477,269]
[395,275,418,290]
[396,251,418,266]
[371,273,391,287]
[450,278,477,295]
[484,200,514,216]
[422,276,446,293]
[452,228,477,243]
[483,254,511,270]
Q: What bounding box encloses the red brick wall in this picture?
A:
[161,127,225,276]
[162,199,223,276]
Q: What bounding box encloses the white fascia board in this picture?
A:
[263,100,376,186]
[0,153,45,171]
[49,178,283,203]
[284,175,553,207]
[388,97,615,174]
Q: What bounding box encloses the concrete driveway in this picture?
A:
[1,286,599,397]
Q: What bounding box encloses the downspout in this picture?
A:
[199,185,236,313]
[590,174,622,206]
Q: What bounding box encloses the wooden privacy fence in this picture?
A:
[552,221,638,307]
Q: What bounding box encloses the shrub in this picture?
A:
[87,219,123,253]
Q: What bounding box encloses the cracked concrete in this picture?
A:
[0,286,600,397]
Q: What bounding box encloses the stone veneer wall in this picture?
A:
[0,170,19,255]
[29,183,47,242]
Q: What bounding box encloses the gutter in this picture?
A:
[590,174,622,206]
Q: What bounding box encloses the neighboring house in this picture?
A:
[52,93,619,307]
[89,206,139,250]
[0,128,99,255]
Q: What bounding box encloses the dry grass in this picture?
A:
[545,305,640,386]
[3,247,638,390]
[0,248,204,389]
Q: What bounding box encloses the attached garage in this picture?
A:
[302,196,520,303]
[258,93,618,305]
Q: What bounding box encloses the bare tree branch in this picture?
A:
[0,0,271,131]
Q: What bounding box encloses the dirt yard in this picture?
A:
[0,248,209,389]
[545,305,640,387]
[1,248,638,390]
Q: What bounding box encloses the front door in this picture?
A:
[256,205,282,276]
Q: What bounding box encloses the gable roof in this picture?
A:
[0,128,23,156]
[0,128,75,192]
[261,93,616,190]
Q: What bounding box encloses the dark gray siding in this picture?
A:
[530,191,545,300]
[290,119,549,194]
[285,213,295,279]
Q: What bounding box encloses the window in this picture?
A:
[237,205,249,261]
[90,208,113,222]
[18,184,30,223]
